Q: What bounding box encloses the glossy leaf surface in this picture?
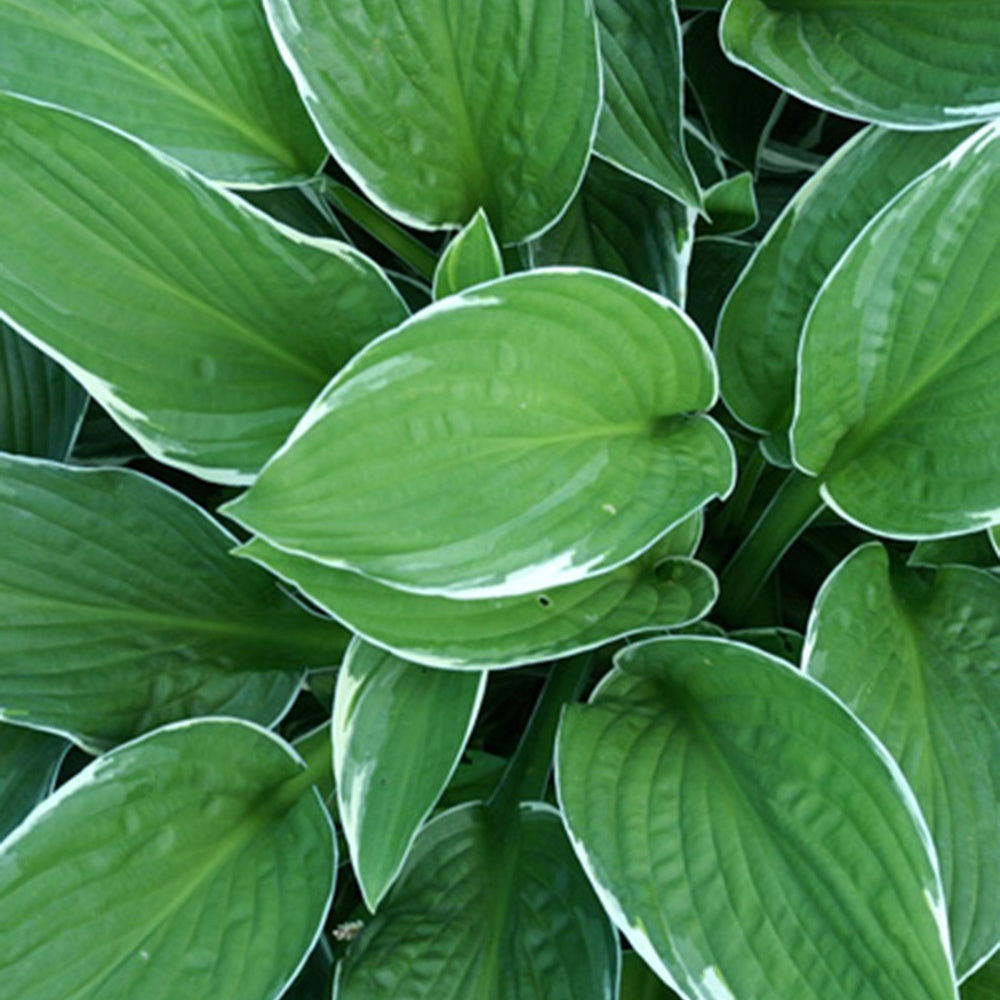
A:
[224,269,733,598]
[334,639,486,909]
[0,723,67,840]
[0,455,344,750]
[717,126,972,436]
[0,321,86,459]
[432,209,503,300]
[0,719,335,1000]
[334,802,618,1000]
[0,0,323,184]
[792,122,1000,537]
[594,0,700,208]
[530,157,693,306]
[239,531,715,670]
[265,0,600,243]
[556,636,956,1000]
[805,543,1000,979]
[721,0,1000,129]
[0,95,407,483]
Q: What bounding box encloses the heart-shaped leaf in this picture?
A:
[556,636,957,1000]
[0,718,335,1000]
[334,639,486,909]
[594,0,701,208]
[223,269,734,599]
[237,528,715,670]
[0,94,407,484]
[717,125,973,437]
[0,723,67,840]
[721,0,1000,129]
[0,321,86,460]
[792,122,1000,537]
[805,543,1000,979]
[0,455,345,750]
[265,0,600,243]
[0,0,323,184]
[432,209,503,301]
[334,802,618,999]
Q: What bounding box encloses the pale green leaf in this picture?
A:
[0,719,335,1000]
[334,802,618,999]
[699,172,758,236]
[720,0,1000,129]
[334,640,486,909]
[556,636,956,1000]
[432,209,503,301]
[238,536,716,671]
[223,269,733,599]
[529,157,693,306]
[792,122,1000,537]
[594,0,701,208]
[0,723,67,840]
[0,0,323,184]
[0,320,86,459]
[265,0,600,243]
[0,94,407,484]
[717,125,973,436]
[805,543,1000,978]
[0,455,345,751]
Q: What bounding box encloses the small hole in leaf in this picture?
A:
[537,595,552,608]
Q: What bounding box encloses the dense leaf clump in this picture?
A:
[0,2,997,999]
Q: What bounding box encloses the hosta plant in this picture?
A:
[0,1,998,999]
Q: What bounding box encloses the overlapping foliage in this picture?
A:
[0,2,997,998]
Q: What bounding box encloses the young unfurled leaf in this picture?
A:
[432,209,504,300]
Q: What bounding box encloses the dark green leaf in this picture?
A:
[805,544,1000,978]
[0,321,86,459]
[0,719,335,1000]
[0,0,323,184]
[265,0,601,243]
[962,952,1000,998]
[0,455,345,750]
[0,723,67,840]
[334,639,486,909]
[334,802,618,999]
[556,636,956,1000]
[699,172,758,236]
[0,94,407,483]
[594,0,701,207]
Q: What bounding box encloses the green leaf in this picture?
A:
[265,0,601,244]
[0,0,323,184]
[684,236,754,340]
[804,543,1000,979]
[594,0,701,208]
[991,527,1000,560]
[962,952,1000,998]
[0,455,345,751]
[791,122,1000,537]
[720,0,1000,129]
[717,125,973,437]
[432,209,504,301]
[0,95,407,484]
[909,533,999,570]
[529,157,693,306]
[556,636,956,1000]
[334,639,486,909]
[0,723,67,840]
[0,321,86,459]
[699,172,758,237]
[238,533,716,670]
[223,269,734,599]
[334,802,618,1000]
[0,718,335,1000]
